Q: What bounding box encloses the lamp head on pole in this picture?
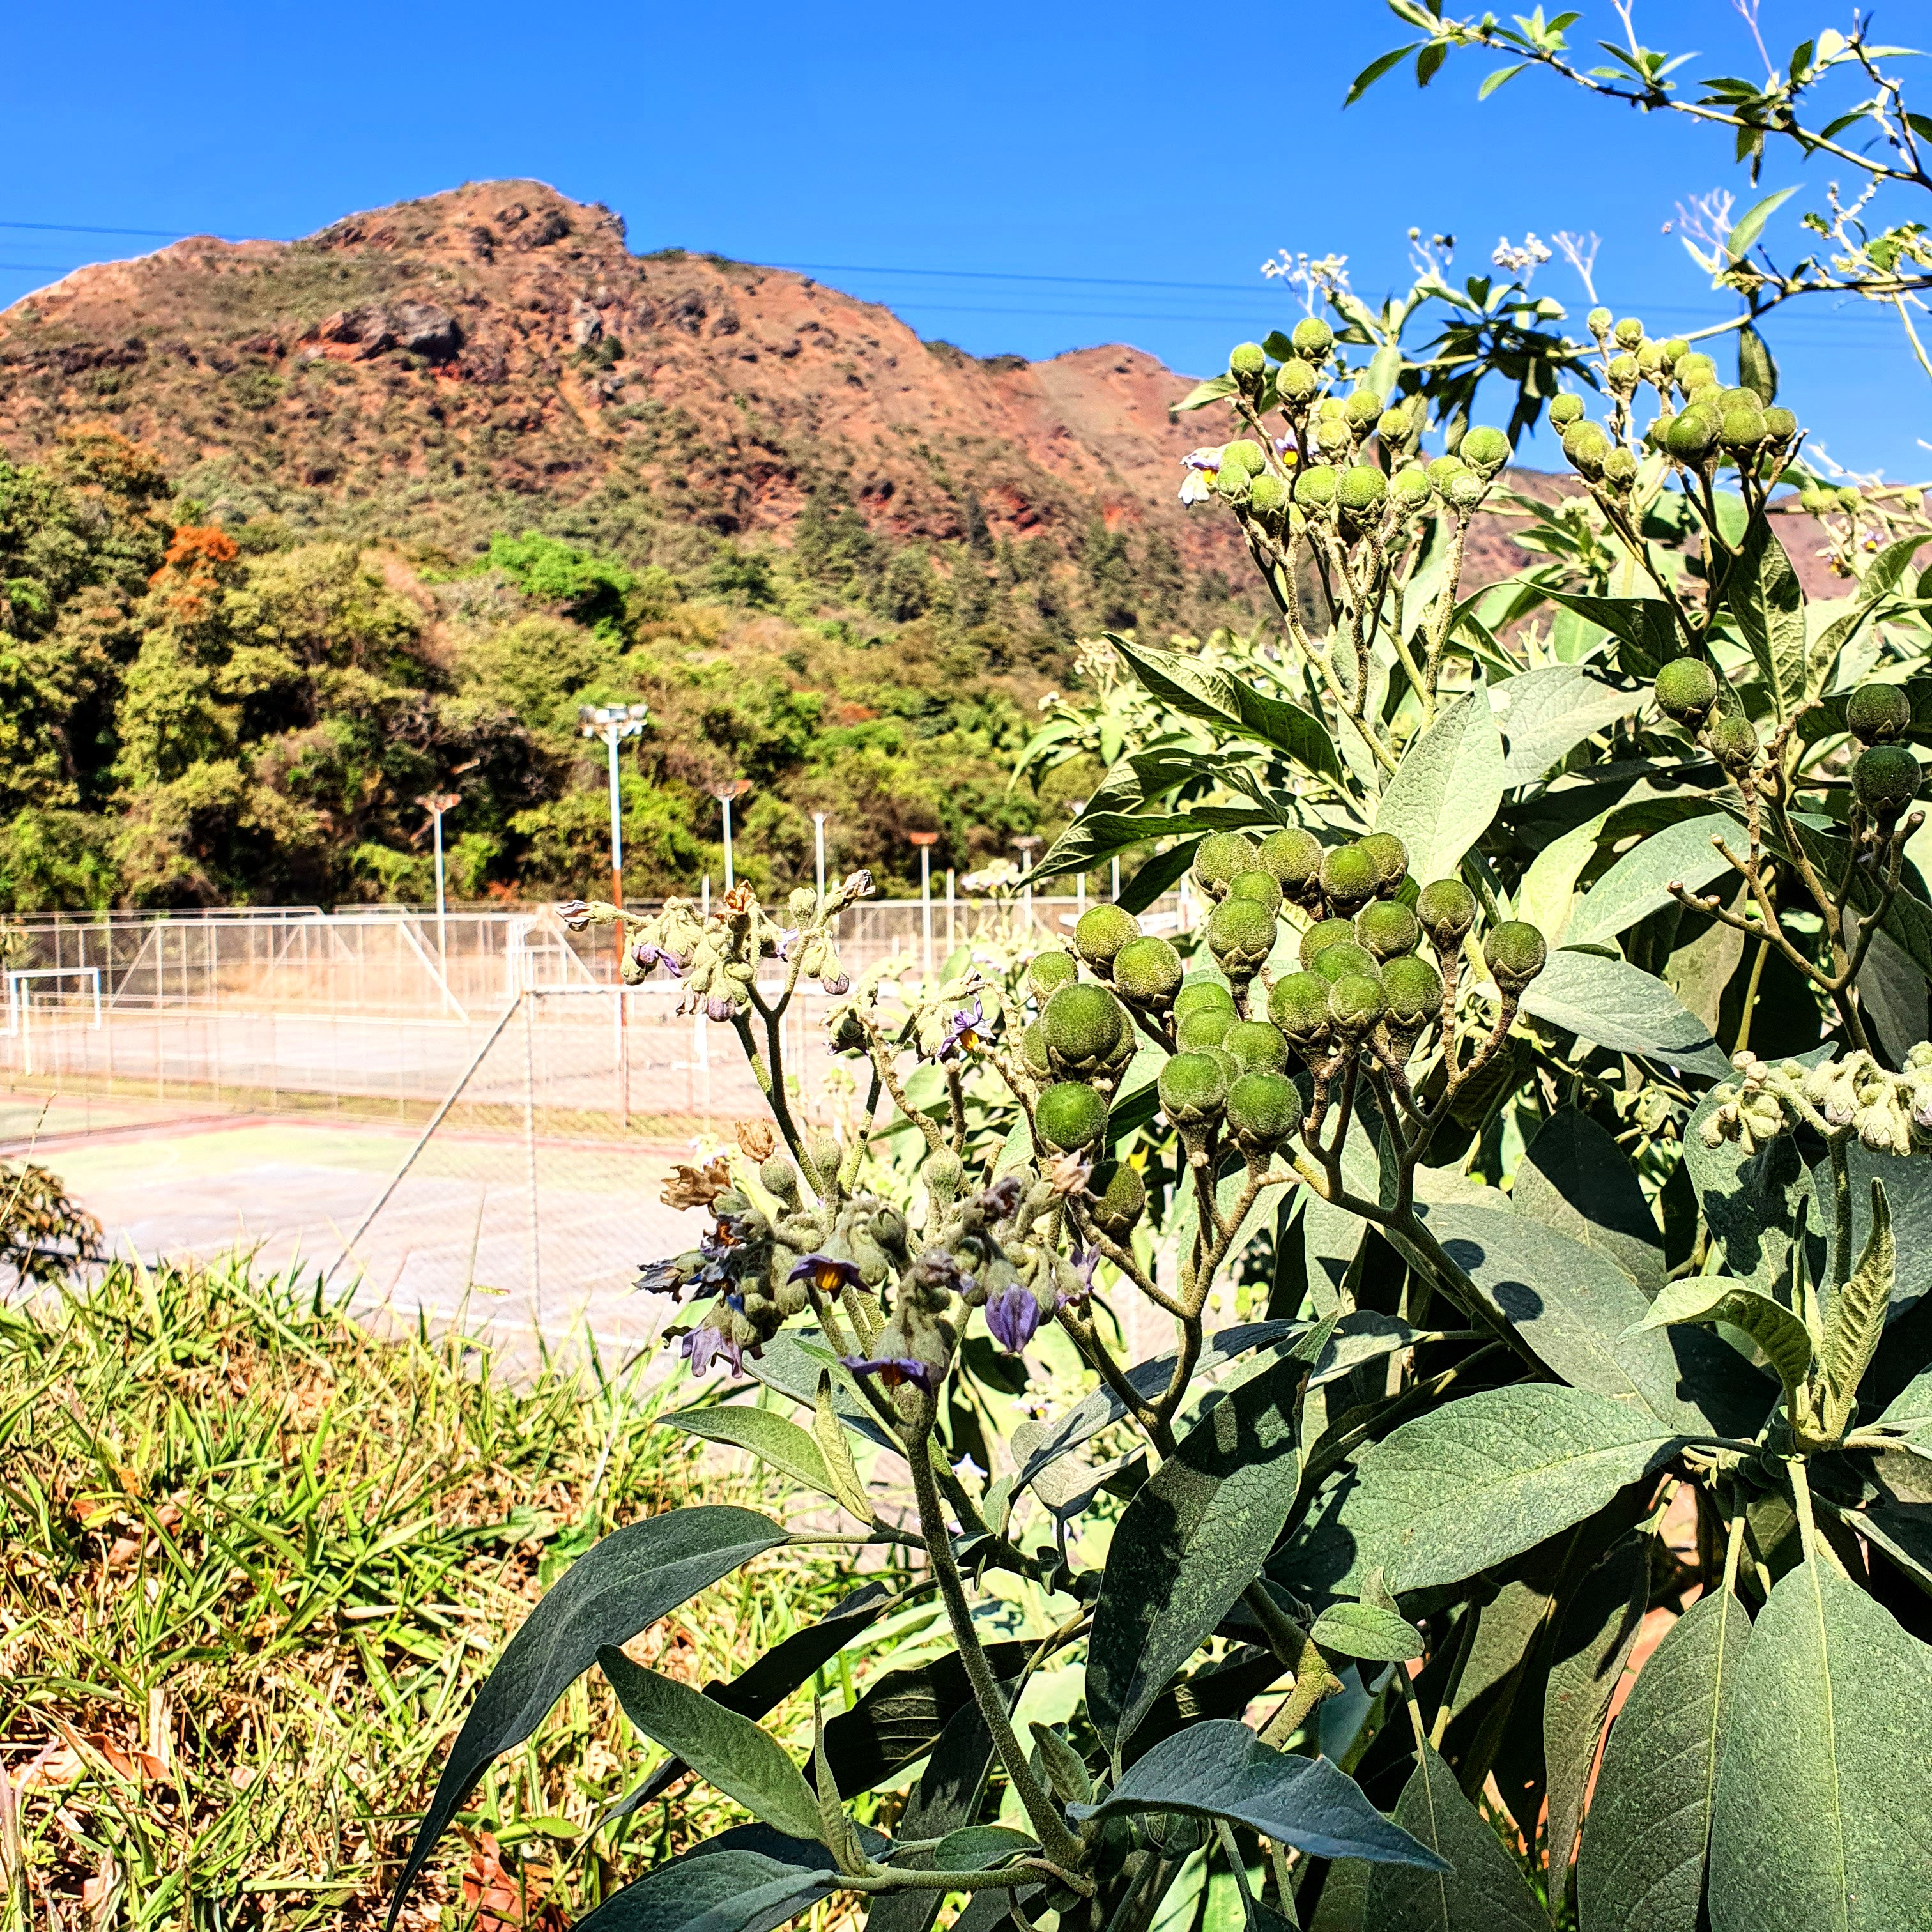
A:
[579,702,650,741]
[414,791,461,819]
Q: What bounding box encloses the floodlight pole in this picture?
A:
[910,832,939,974]
[413,786,464,1000]
[1011,836,1043,930]
[813,813,829,905]
[578,703,650,983]
[715,781,751,891]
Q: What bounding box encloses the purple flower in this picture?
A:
[937,999,989,1062]
[788,1253,866,1295]
[684,1326,745,1377]
[1066,1246,1100,1305]
[706,995,739,1023]
[912,1248,976,1300]
[636,1257,688,1297]
[776,928,802,961]
[632,942,687,978]
[1182,447,1225,473]
[986,1280,1056,1355]
[842,1353,935,1393]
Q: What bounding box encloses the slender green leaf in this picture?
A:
[599,1650,825,1845]
[1068,1719,1448,1869]
[1627,1276,1816,1411]
[864,1697,1006,1932]
[1708,1563,1932,1932]
[1375,684,1506,884]
[1562,815,1738,951]
[666,1404,839,1505]
[816,1642,1032,1797]
[1821,1179,1895,1436]
[811,1372,874,1524]
[1363,1741,1547,1930]
[1577,1585,1749,1932]
[1177,374,1240,411]
[1340,1386,1678,1594]
[1736,324,1778,404]
[1727,522,1807,733]
[1521,949,1733,1078]
[1087,1349,1308,1751]
[1480,59,1531,98]
[1346,43,1422,105]
[1310,1600,1425,1664]
[1724,185,1798,263]
[1539,592,1682,681]
[933,1826,1038,1871]
[1545,1538,1650,1886]
[572,1847,838,1932]
[390,1505,785,1919]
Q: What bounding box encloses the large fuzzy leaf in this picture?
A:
[1562,814,1738,952]
[1544,1538,1650,1887]
[389,1505,785,1919]
[1512,1109,1665,1299]
[1578,1584,1748,1932]
[1340,1385,1678,1594]
[815,1642,1032,1797]
[599,1651,826,1846]
[1684,1085,1820,1295]
[665,1402,841,1505]
[1540,591,1682,681]
[1361,1742,1547,1930]
[863,1694,1008,1932]
[1820,1177,1895,1438]
[1521,949,1733,1078]
[1068,1719,1446,1869]
[1492,664,1643,786]
[1708,1563,1932,1931]
[1087,1349,1307,1752]
[1374,684,1506,884]
[573,1846,838,1932]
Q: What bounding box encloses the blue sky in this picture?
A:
[5,1,1926,475]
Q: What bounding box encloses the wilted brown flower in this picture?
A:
[735,1119,776,1161]
[660,1157,732,1211]
[1043,1149,1093,1199]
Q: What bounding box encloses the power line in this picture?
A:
[0,219,195,238]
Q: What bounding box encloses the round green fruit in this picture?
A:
[1706,712,1759,774]
[1603,448,1638,487]
[1193,831,1258,898]
[1461,426,1511,473]
[1675,352,1717,390]
[1300,917,1356,967]
[1248,471,1288,516]
[1176,1004,1236,1051]
[1426,454,1469,492]
[1613,317,1644,349]
[1227,1071,1299,1153]
[1291,317,1335,356]
[1358,831,1409,894]
[1172,977,1237,1023]
[1320,843,1379,912]
[1029,950,1078,1000]
[1227,869,1285,917]
[1158,1052,1227,1126]
[1294,464,1339,510]
[1382,953,1445,1027]
[1356,900,1421,962]
[1036,1082,1108,1153]
[1547,394,1585,429]
[1391,466,1432,510]
[1339,464,1388,514]
[1257,826,1322,895]
[1563,421,1611,479]
[1312,941,1379,986]
[1112,935,1183,1010]
[1229,341,1267,376]
[1344,387,1385,429]
[1075,903,1140,974]
[1221,438,1265,477]
[1041,981,1127,1073]
[1328,972,1388,1034]
[1852,743,1922,818]
[1664,410,1715,460]
[1719,405,1767,450]
[1485,920,1548,995]
[1090,1159,1146,1237]
[1846,683,1912,746]
[1269,971,1334,1046]
[1655,657,1719,723]
[1416,878,1477,950]
[1207,896,1277,974]
[1222,1019,1291,1075]
[1762,406,1797,443]
[1021,1022,1052,1078]
[1276,360,1319,402]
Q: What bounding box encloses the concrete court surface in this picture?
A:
[3,1096,712,1358]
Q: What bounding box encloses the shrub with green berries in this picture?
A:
[1312,941,1379,985]
[1320,842,1379,912]
[1206,896,1277,977]
[1484,921,1548,995]
[1112,935,1183,1011]
[1847,684,1912,745]
[1294,464,1339,510]
[1229,341,1266,378]
[1257,826,1322,896]
[1563,421,1611,479]
[1226,1071,1299,1153]
[1248,471,1288,516]
[1416,878,1477,950]
[1222,1019,1291,1075]
[1041,981,1127,1076]
[1158,1052,1227,1126]
[1029,950,1078,1000]
[1852,744,1922,820]
[1300,917,1356,967]
[1391,467,1432,510]
[1227,870,1285,917]
[1192,831,1257,898]
[1548,394,1585,429]
[1328,972,1388,1034]
[1176,1004,1236,1051]
[1358,831,1409,895]
[1036,1081,1109,1152]
[1655,658,1720,723]
[1356,900,1422,962]
[1382,954,1445,1027]
[1664,410,1715,461]
[1706,712,1759,775]
[1277,360,1319,402]
[1089,1158,1146,1236]
[1172,978,1237,1023]
[1338,465,1388,514]
[1269,971,1334,1046]
[1291,317,1333,356]
[1460,426,1511,473]
[1075,903,1140,975]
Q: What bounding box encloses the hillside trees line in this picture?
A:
[0,426,1206,910]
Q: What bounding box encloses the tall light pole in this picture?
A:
[909,832,939,974]
[415,789,461,973]
[579,703,650,983]
[1011,835,1043,930]
[1069,798,1088,923]
[714,780,751,889]
[813,813,829,905]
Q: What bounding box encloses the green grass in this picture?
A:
[0,1257,846,1928]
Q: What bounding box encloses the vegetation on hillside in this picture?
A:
[0,424,1227,910]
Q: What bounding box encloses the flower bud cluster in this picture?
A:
[1703,1045,1932,1156]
